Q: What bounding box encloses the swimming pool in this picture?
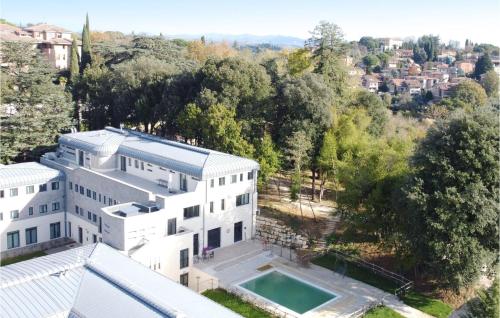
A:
[239,270,337,315]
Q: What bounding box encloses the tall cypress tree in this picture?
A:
[69,37,79,84]
[80,13,91,73]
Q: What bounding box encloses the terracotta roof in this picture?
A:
[24,24,70,33]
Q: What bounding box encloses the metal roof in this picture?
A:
[0,243,241,318]
[59,127,259,180]
[0,162,65,189]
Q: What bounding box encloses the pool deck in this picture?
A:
[195,240,433,318]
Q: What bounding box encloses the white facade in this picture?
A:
[0,163,66,255]
[24,126,261,286]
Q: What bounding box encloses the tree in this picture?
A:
[359,36,379,51]
[417,35,440,61]
[0,42,73,163]
[177,103,203,144]
[287,48,312,76]
[348,90,389,137]
[473,53,494,79]
[481,69,499,98]
[318,128,338,202]
[255,133,281,190]
[466,276,499,318]
[413,47,428,65]
[80,13,92,73]
[69,37,80,84]
[403,107,499,290]
[362,54,380,72]
[286,130,312,219]
[451,80,488,110]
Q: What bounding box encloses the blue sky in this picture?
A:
[2,0,499,45]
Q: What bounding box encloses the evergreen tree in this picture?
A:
[69,37,80,84]
[0,42,73,163]
[80,13,92,73]
[473,53,494,79]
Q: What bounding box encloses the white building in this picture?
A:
[380,38,403,51]
[1,127,259,287]
[0,243,241,318]
[0,163,67,254]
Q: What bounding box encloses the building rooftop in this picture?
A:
[0,162,64,189]
[0,243,241,318]
[23,24,71,33]
[59,127,259,180]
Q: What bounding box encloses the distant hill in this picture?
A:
[168,33,305,48]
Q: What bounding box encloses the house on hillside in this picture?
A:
[0,23,81,69]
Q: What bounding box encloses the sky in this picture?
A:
[2,0,499,46]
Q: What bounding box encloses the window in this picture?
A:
[248,171,254,180]
[75,205,79,214]
[0,190,4,198]
[75,184,79,192]
[7,231,19,249]
[210,179,214,188]
[221,199,225,211]
[103,195,106,204]
[68,222,72,237]
[236,193,250,206]
[10,210,19,219]
[135,159,139,168]
[10,188,18,197]
[0,212,3,221]
[180,273,189,287]
[210,201,214,213]
[26,227,37,245]
[79,186,84,195]
[128,158,132,166]
[167,218,177,235]
[52,202,60,211]
[140,161,144,170]
[92,191,96,200]
[78,150,84,166]
[87,211,92,220]
[39,204,47,213]
[51,181,59,190]
[79,207,84,216]
[240,173,243,181]
[99,194,102,202]
[180,173,187,191]
[231,175,237,183]
[219,177,225,186]
[120,156,127,172]
[183,205,200,219]
[108,198,112,206]
[39,184,47,192]
[93,234,97,243]
[180,248,189,269]
[69,182,73,190]
[28,207,34,215]
[92,213,97,222]
[98,217,102,234]
[50,222,61,239]
[87,189,91,197]
[26,185,35,194]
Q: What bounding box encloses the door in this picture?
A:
[193,233,199,256]
[234,221,243,243]
[78,227,83,244]
[120,156,127,171]
[207,227,221,249]
[167,218,176,236]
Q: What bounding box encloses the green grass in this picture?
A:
[202,288,274,318]
[401,291,453,318]
[363,306,404,318]
[0,250,47,266]
[313,253,453,318]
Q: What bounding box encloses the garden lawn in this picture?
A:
[202,288,274,318]
[1,250,47,266]
[363,306,404,318]
[313,253,453,318]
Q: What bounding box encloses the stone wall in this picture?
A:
[255,215,308,249]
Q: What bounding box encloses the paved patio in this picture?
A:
[195,240,432,318]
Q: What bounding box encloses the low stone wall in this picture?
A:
[255,215,308,249]
[1,237,72,259]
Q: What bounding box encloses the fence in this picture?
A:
[312,247,413,297]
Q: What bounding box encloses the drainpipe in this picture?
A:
[203,179,207,249]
